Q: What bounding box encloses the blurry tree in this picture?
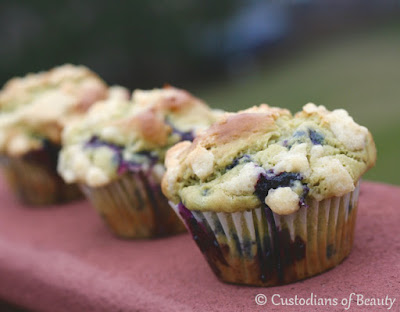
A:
[0,0,399,88]
[0,0,238,87]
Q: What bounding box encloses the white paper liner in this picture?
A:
[170,181,360,286]
[0,155,81,205]
[81,170,185,238]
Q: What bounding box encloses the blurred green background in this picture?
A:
[195,22,400,185]
[1,1,399,185]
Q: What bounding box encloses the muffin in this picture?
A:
[0,64,116,205]
[58,86,220,238]
[162,103,376,286]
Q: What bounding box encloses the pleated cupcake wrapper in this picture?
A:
[0,155,81,206]
[171,181,360,286]
[80,169,186,239]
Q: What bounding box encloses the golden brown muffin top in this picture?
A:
[58,86,221,187]
[0,64,110,156]
[162,103,376,215]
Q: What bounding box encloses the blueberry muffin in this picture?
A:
[0,64,118,205]
[58,86,220,238]
[162,103,376,286]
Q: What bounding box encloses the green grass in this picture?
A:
[195,22,400,185]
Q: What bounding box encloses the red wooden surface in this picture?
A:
[0,177,399,312]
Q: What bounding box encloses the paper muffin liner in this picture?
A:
[0,151,81,206]
[171,181,360,286]
[80,169,186,239]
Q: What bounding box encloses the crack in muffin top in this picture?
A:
[162,103,376,215]
[0,64,111,156]
[58,86,221,187]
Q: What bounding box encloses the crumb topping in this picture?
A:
[0,64,110,156]
[162,103,376,214]
[58,86,219,187]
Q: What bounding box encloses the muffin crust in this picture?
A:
[162,103,376,214]
[0,64,109,156]
[58,86,220,187]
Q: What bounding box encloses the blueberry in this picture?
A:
[178,203,228,266]
[254,171,302,202]
[85,136,158,174]
[84,136,122,152]
[308,129,324,145]
[225,154,251,170]
[225,158,240,170]
[165,119,195,142]
[173,128,194,141]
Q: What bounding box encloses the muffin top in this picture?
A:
[0,64,109,156]
[58,86,220,187]
[162,103,376,215]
